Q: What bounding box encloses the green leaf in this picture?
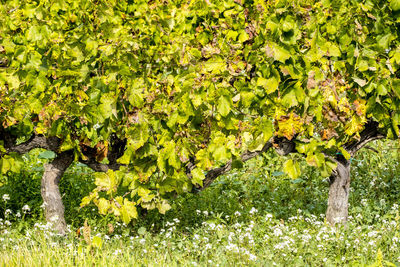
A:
[283,159,301,179]
[191,168,205,186]
[137,227,147,235]
[38,150,56,159]
[80,192,98,208]
[26,26,42,42]
[281,89,298,107]
[117,145,134,164]
[377,83,388,96]
[390,0,400,11]
[128,88,144,108]
[257,76,279,94]
[99,94,116,120]
[377,33,393,50]
[282,16,295,32]
[195,149,213,170]
[213,146,229,162]
[273,44,291,63]
[392,79,400,97]
[272,171,285,177]
[325,160,337,171]
[217,96,231,117]
[392,113,400,137]
[232,159,244,169]
[259,117,274,142]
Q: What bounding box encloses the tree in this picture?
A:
[1,0,399,233]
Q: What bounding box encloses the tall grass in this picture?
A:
[1,141,400,266]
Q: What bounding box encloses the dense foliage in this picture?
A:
[1,0,400,224]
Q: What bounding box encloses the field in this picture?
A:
[1,141,400,266]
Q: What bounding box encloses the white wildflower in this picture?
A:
[273,228,282,237]
[249,207,258,214]
[22,205,30,213]
[249,254,257,261]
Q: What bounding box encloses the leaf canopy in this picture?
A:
[1,0,399,222]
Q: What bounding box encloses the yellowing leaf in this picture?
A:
[94,170,118,194]
[195,149,213,170]
[276,113,303,140]
[0,157,11,174]
[306,152,325,167]
[97,198,110,215]
[80,192,98,208]
[120,199,138,224]
[283,159,301,179]
[238,30,249,43]
[328,43,341,57]
[92,236,103,249]
[226,30,238,41]
[157,199,171,214]
[204,61,226,74]
[353,77,367,87]
[344,115,366,136]
[339,147,351,160]
[213,146,229,162]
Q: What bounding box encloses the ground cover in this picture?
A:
[0,141,399,266]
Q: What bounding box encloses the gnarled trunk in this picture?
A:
[41,152,73,234]
[326,159,351,225]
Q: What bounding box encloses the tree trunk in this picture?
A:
[41,152,73,234]
[326,158,351,225]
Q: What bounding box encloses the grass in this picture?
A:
[1,141,400,266]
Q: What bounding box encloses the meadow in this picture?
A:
[1,141,400,266]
